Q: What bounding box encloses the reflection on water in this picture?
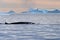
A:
[0,24,60,40]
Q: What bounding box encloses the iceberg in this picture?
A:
[21,8,60,14]
[48,9,60,13]
[0,10,15,15]
[21,8,48,14]
[8,10,16,14]
[0,12,9,15]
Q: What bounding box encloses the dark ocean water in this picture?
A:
[0,24,60,40]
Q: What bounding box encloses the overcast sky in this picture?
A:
[0,0,60,12]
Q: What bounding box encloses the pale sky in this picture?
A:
[0,0,60,13]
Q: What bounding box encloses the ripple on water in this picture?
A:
[0,24,59,40]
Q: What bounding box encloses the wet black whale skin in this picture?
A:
[5,22,35,24]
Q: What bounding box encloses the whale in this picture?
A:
[5,22,35,24]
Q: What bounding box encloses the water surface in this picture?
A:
[0,24,60,40]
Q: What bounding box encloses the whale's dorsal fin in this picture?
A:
[5,22,8,24]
